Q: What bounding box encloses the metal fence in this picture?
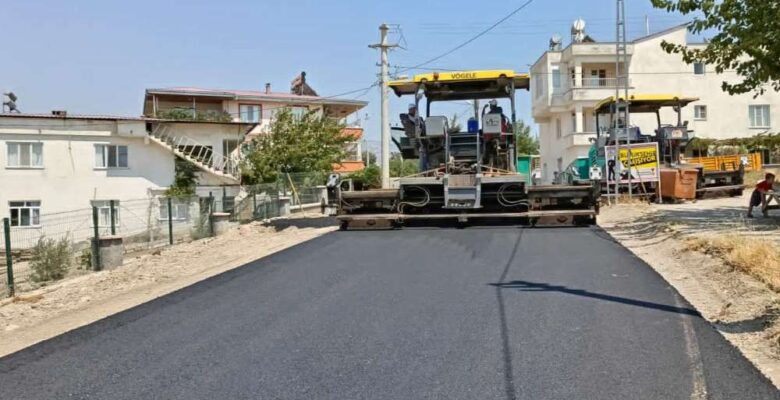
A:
[0,172,329,297]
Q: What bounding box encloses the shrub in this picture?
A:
[78,248,92,270]
[30,237,73,282]
[348,165,381,190]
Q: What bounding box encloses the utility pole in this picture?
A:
[616,0,631,199]
[370,24,398,189]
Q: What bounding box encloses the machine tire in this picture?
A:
[731,189,744,197]
[339,220,349,231]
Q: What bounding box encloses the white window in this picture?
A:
[239,104,261,123]
[551,65,562,90]
[6,142,43,168]
[555,119,562,139]
[571,113,577,133]
[95,145,128,168]
[91,200,119,227]
[9,201,41,227]
[694,105,707,121]
[159,199,190,221]
[693,62,705,75]
[534,74,545,99]
[749,105,771,128]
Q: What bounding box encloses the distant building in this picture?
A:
[531,23,780,183]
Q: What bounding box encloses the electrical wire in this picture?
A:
[0,81,382,130]
[397,0,536,73]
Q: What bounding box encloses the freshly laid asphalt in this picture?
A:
[0,226,778,399]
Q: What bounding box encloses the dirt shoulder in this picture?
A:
[599,194,780,386]
[0,217,337,357]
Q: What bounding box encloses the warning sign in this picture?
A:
[604,142,660,184]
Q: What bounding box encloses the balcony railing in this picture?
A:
[572,77,630,89]
[564,131,597,147]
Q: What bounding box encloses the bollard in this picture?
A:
[92,206,102,271]
[167,197,174,245]
[3,218,14,297]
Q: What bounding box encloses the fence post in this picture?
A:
[252,189,258,219]
[208,192,215,237]
[222,187,227,213]
[109,200,116,236]
[3,218,14,297]
[92,206,102,271]
[167,197,174,245]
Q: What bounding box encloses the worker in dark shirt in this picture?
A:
[408,104,428,171]
[748,172,775,218]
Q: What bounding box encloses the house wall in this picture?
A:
[0,117,174,220]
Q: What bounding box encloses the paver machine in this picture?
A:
[590,94,744,197]
[332,70,600,229]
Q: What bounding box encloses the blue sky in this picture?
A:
[0,0,690,146]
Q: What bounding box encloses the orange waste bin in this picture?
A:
[660,168,698,200]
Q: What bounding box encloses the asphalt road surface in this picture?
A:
[1,227,778,399]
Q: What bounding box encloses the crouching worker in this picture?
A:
[748,172,775,218]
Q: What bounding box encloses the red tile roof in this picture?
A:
[333,161,365,173]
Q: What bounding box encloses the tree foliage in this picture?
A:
[166,156,198,197]
[348,165,381,189]
[241,108,350,183]
[514,119,539,155]
[688,133,780,155]
[651,0,780,95]
[390,154,419,177]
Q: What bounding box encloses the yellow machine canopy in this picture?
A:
[389,70,530,102]
[595,94,699,114]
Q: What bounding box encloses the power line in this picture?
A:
[398,0,536,73]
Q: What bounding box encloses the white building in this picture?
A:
[531,23,780,183]
[0,112,256,247]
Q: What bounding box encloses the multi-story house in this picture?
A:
[531,23,780,183]
[143,72,368,175]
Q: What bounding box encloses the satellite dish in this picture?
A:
[549,34,562,51]
[571,18,586,43]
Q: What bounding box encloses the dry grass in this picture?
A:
[686,235,780,291]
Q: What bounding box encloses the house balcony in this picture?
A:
[564,131,597,148]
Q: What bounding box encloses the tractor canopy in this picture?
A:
[594,94,699,114]
[388,70,530,102]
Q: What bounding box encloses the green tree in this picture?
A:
[390,154,419,177]
[166,156,198,197]
[515,119,539,155]
[241,108,350,183]
[348,164,381,189]
[651,0,780,95]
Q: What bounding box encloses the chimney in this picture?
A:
[265,83,271,94]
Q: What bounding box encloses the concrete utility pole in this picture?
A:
[370,24,398,189]
[615,0,632,200]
